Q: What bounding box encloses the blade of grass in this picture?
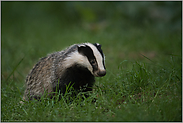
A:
[5,57,24,83]
[5,48,33,83]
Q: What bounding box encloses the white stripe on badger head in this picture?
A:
[84,43,105,71]
[78,44,86,47]
[63,50,93,74]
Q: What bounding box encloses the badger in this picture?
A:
[23,42,106,101]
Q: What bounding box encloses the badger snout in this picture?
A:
[96,70,106,77]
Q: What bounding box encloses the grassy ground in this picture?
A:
[1,2,182,122]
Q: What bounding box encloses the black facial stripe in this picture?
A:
[78,45,98,72]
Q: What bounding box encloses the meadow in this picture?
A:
[1,2,182,121]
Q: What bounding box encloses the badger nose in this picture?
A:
[98,70,106,77]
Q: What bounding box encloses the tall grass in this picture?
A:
[1,55,181,121]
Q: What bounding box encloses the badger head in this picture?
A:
[63,42,106,77]
[77,43,106,77]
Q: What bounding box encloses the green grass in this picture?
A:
[1,2,182,122]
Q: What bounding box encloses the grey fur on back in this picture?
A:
[23,44,78,101]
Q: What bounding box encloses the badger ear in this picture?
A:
[93,43,101,49]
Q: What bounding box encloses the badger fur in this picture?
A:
[23,42,106,101]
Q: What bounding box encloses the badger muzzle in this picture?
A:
[94,70,106,77]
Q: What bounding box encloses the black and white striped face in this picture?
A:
[77,43,106,77]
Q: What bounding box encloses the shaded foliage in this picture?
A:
[2,1,181,27]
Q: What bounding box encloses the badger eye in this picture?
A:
[90,60,96,65]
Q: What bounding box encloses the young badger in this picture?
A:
[23,42,106,101]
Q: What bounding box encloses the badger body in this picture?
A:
[23,43,106,101]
